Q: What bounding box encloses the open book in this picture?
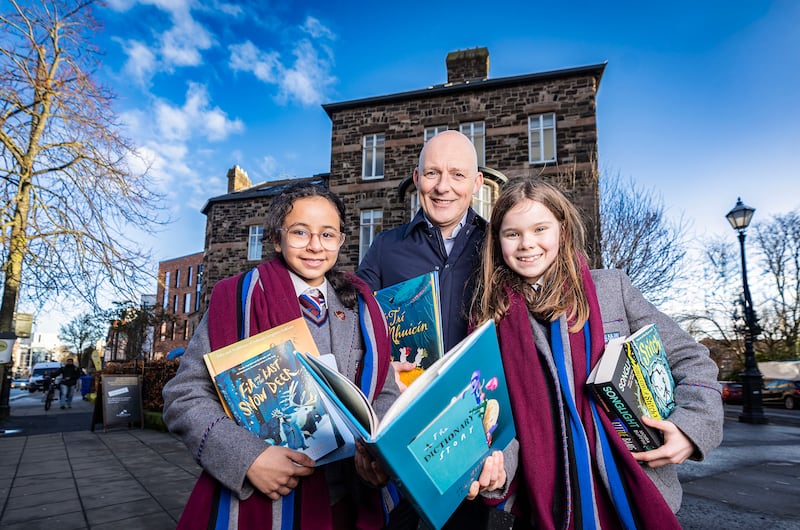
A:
[203,317,354,465]
[296,319,515,530]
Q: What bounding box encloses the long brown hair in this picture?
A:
[471,178,590,332]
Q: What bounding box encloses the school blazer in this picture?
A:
[591,268,724,512]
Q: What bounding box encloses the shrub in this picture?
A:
[101,359,180,411]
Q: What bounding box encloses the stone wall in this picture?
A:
[196,50,604,316]
[327,69,602,269]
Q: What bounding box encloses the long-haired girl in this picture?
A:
[472,178,722,529]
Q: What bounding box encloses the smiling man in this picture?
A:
[357,131,494,528]
[357,130,486,352]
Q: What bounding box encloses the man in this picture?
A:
[357,130,486,352]
[53,358,81,409]
[357,130,492,529]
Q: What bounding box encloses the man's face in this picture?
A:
[413,131,483,238]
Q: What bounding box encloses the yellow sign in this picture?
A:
[13,313,34,338]
[92,349,102,371]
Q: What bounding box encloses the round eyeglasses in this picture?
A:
[278,227,345,251]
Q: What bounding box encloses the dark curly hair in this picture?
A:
[266,182,358,308]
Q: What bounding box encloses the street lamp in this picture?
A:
[725,198,767,424]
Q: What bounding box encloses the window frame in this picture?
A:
[247,225,264,262]
[162,271,170,309]
[459,122,485,166]
[195,264,203,312]
[472,181,497,221]
[362,133,385,180]
[359,209,383,263]
[424,125,449,144]
[528,113,557,164]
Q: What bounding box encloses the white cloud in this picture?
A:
[159,13,214,68]
[258,155,279,178]
[113,0,215,84]
[301,16,336,40]
[278,39,335,106]
[105,0,138,11]
[119,83,244,199]
[214,1,243,16]
[228,17,337,107]
[155,83,244,142]
[229,41,280,84]
[117,39,158,87]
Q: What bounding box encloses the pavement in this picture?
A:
[1,393,799,530]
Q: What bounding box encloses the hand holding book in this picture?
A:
[631,416,697,466]
[466,450,506,500]
[245,444,315,500]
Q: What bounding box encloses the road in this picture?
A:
[2,387,96,436]
[723,402,800,427]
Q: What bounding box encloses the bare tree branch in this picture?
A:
[600,172,688,306]
[0,0,166,334]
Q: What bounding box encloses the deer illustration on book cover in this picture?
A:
[214,340,342,461]
[374,271,444,387]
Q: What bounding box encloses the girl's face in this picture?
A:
[274,196,343,286]
[498,199,561,285]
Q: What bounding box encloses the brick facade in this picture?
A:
[153,252,204,357]
[194,48,604,316]
[323,52,604,270]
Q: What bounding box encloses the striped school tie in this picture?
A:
[299,288,328,326]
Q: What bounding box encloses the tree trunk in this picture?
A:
[0,173,33,334]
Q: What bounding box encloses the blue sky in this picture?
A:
[33,0,800,334]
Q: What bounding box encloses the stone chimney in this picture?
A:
[446,47,490,84]
[226,165,251,193]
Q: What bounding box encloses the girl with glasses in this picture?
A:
[164,183,401,529]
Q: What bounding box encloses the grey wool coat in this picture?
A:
[591,268,723,511]
[161,288,400,501]
[487,268,723,514]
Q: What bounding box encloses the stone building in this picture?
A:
[153,251,204,357]
[197,47,605,314]
[199,170,328,310]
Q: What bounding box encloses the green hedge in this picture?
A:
[101,359,180,412]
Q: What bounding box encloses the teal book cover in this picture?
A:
[297,319,515,530]
[625,324,676,419]
[587,337,662,452]
[374,271,444,387]
[214,340,344,463]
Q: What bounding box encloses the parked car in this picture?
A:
[720,381,743,404]
[11,378,29,390]
[761,379,800,410]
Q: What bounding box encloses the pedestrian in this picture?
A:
[53,358,80,409]
[162,183,401,529]
[357,130,498,528]
[470,178,724,528]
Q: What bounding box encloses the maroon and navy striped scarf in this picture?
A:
[183,258,392,530]
[495,262,680,529]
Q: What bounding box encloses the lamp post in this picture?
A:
[725,198,767,424]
